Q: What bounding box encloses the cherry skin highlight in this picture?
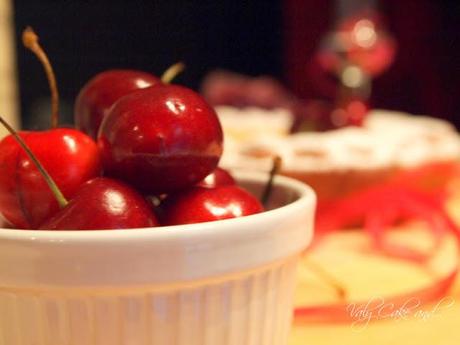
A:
[161,185,264,226]
[75,70,160,138]
[98,85,223,194]
[198,167,235,188]
[40,177,158,230]
[0,129,101,229]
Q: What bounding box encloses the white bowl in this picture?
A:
[0,171,316,345]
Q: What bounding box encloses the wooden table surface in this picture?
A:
[289,196,460,345]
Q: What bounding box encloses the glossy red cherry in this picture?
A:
[0,129,101,229]
[98,85,223,194]
[198,167,235,188]
[40,177,158,230]
[161,185,264,225]
[74,70,160,138]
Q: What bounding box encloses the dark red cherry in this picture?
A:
[98,85,223,194]
[75,70,160,138]
[161,185,264,225]
[40,177,158,230]
[0,129,101,229]
[198,167,235,188]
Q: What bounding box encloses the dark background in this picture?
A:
[12,0,460,129]
[13,0,283,128]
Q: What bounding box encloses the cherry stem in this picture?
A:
[302,256,347,301]
[0,115,68,208]
[161,62,186,84]
[22,27,59,129]
[261,155,282,207]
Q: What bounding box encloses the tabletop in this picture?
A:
[289,193,460,345]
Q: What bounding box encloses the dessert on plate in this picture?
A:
[218,107,460,201]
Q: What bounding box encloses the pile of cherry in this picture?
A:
[0,28,263,231]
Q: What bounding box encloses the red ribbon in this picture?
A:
[294,163,460,323]
[294,267,457,323]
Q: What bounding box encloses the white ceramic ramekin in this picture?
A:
[0,171,315,345]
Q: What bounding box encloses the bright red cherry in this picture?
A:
[0,129,102,229]
[161,185,264,225]
[40,177,158,230]
[74,70,160,138]
[198,167,235,188]
[98,85,223,194]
